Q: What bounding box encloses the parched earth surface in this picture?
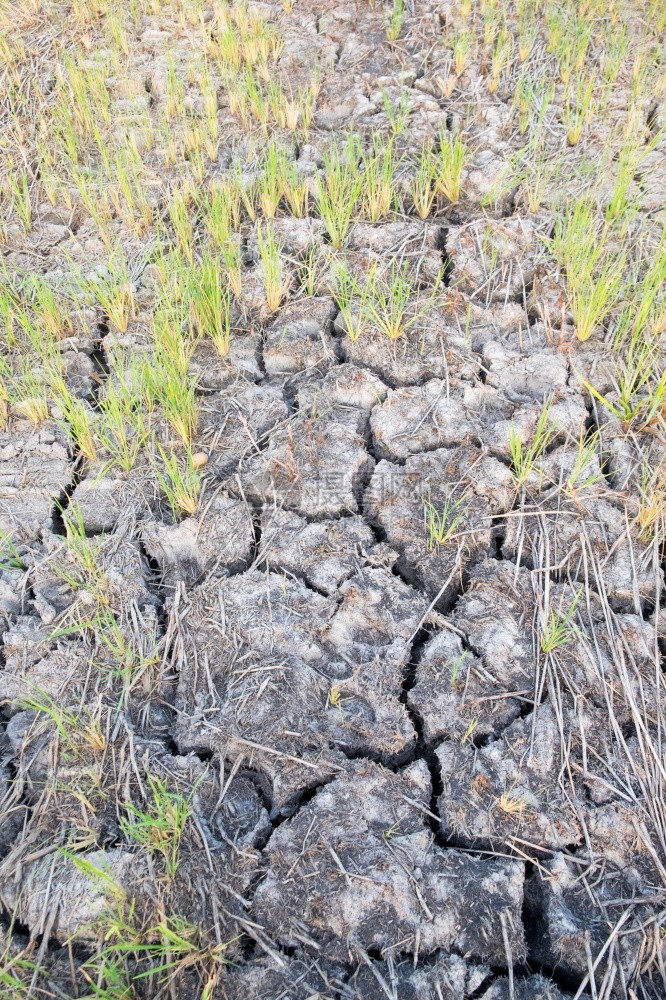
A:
[1,0,666,998]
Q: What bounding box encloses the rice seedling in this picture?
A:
[149,358,199,446]
[232,164,258,221]
[256,222,289,311]
[7,359,50,423]
[637,461,666,545]
[0,927,44,997]
[570,254,626,342]
[460,719,478,745]
[517,0,539,60]
[74,884,231,1000]
[72,166,113,247]
[49,372,98,461]
[284,159,309,217]
[97,352,152,471]
[78,256,136,333]
[57,503,108,595]
[424,492,469,550]
[105,6,130,57]
[563,429,604,496]
[361,136,398,222]
[152,442,203,516]
[107,146,154,235]
[316,134,363,248]
[577,338,666,430]
[169,184,195,262]
[6,169,32,231]
[366,261,431,340]
[220,233,243,297]
[561,71,597,145]
[451,24,475,76]
[19,689,106,758]
[298,77,319,132]
[258,141,287,218]
[244,65,269,125]
[435,130,468,203]
[57,51,112,140]
[449,651,467,686]
[190,252,232,356]
[498,787,528,815]
[508,400,555,487]
[552,200,626,341]
[333,261,372,341]
[541,589,583,653]
[267,78,298,130]
[385,0,404,42]
[489,27,513,93]
[202,180,241,248]
[381,87,411,136]
[617,238,666,344]
[0,361,9,429]
[197,59,220,160]
[18,275,72,342]
[165,54,186,121]
[409,143,437,219]
[120,773,193,878]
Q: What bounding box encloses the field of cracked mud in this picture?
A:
[1,0,666,998]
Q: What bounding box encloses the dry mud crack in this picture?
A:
[1,0,666,997]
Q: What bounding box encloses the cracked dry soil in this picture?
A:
[1,0,666,998]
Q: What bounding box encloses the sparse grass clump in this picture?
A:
[316,134,363,248]
[509,401,555,487]
[552,201,626,342]
[540,589,583,653]
[257,222,289,311]
[190,252,232,356]
[120,773,193,878]
[424,492,469,550]
[435,130,469,204]
[152,443,203,516]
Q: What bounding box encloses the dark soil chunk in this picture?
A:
[239,410,374,518]
[366,376,576,463]
[189,330,263,390]
[198,380,289,478]
[436,702,582,851]
[348,220,440,255]
[449,560,536,685]
[346,952,492,999]
[252,759,526,964]
[218,954,346,1000]
[337,310,480,387]
[0,641,90,707]
[483,341,570,403]
[267,216,325,254]
[0,845,145,943]
[525,852,651,995]
[142,494,254,583]
[446,216,549,304]
[0,420,73,541]
[365,447,513,599]
[263,297,337,376]
[28,527,157,625]
[502,491,660,611]
[296,362,389,415]
[479,975,573,1000]
[408,628,524,745]
[259,508,377,594]
[70,464,151,534]
[0,747,264,956]
[173,567,425,809]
